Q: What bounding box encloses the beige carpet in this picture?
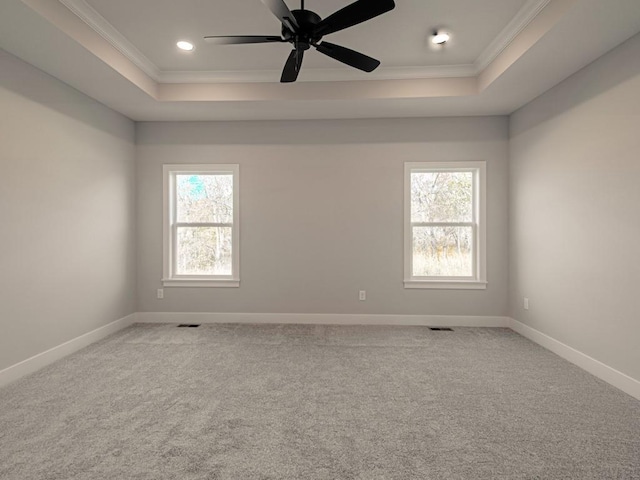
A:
[0,324,639,479]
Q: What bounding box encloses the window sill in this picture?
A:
[162,279,239,288]
[404,280,487,290]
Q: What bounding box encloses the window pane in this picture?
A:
[176,227,232,275]
[176,174,233,223]
[411,171,473,223]
[412,226,473,277]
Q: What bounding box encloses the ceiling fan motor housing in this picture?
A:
[282,9,323,49]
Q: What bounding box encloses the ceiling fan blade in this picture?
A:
[313,0,395,37]
[315,42,380,72]
[204,35,285,45]
[281,49,304,83]
[261,0,299,32]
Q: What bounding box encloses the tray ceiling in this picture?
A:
[79,0,527,75]
[1,0,640,120]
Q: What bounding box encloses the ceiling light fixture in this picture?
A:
[431,31,450,45]
[177,41,194,51]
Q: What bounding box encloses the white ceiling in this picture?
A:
[81,0,527,72]
[1,0,640,121]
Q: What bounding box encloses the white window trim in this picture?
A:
[404,161,487,290]
[162,164,240,288]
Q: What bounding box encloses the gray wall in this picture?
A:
[137,117,509,316]
[509,33,640,381]
[0,50,137,371]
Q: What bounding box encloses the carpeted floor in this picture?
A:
[0,324,639,480]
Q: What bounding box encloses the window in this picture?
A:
[163,164,239,287]
[404,162,486,289]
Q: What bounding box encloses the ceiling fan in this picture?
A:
[204,0,396,83]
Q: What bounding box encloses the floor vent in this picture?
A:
[429,327,453,331]
[177,324,201,328]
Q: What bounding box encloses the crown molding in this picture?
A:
[158,64,477,84]
[474,0,552,72]
[58,0,160,80]
[58,0,550,85]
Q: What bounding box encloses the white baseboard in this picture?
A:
[3,312,637,401]
[509,318,640,401]
[0,313,137,389]
[136,312,511,327]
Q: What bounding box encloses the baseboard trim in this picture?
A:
[0,313,136,389]
[136,312,511,327]
[509,318,640,401]
[3,312,636,400]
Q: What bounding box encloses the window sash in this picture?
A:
[171,224,233,279]
[410,223,477,280]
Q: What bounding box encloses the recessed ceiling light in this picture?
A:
[431,31,450,45]
[177,41,194,51]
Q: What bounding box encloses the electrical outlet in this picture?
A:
[157,288,164,299]
[359,290,366,301]
[523,297,529,310]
